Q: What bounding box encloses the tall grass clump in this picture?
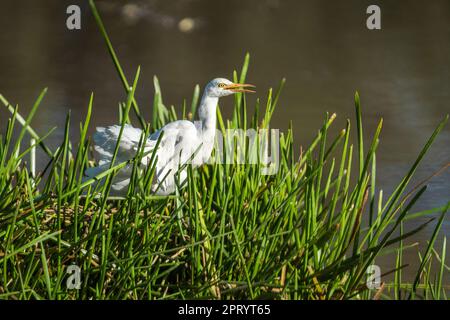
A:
[0,0,448,300]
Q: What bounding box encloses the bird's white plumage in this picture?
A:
[85,78,253,196]
[148,120,205,194]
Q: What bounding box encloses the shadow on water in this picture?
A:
[0,0,449,282]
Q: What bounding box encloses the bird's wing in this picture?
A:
[149,120,203,188]
[93,124,155,165]
[90,121,202,195]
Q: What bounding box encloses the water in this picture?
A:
[0,0,449,282]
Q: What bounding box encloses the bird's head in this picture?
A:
[205,78,255,98]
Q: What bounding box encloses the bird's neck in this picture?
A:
[197,93,218,134]
[196,93,218,163]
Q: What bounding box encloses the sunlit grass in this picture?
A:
[0,0,448,300]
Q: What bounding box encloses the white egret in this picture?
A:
[85,78,255,196]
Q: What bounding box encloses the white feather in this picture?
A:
[85,78,244,196]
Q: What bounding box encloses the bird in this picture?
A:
[85,78,255,196]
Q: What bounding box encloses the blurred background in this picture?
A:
[0,0,449,280]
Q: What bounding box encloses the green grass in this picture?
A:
[0,0,448,300]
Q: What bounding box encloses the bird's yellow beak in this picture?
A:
[223,83,256,93]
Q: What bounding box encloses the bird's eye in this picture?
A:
[218,83,226,88]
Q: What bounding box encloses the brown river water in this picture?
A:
[0,0,449,284]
